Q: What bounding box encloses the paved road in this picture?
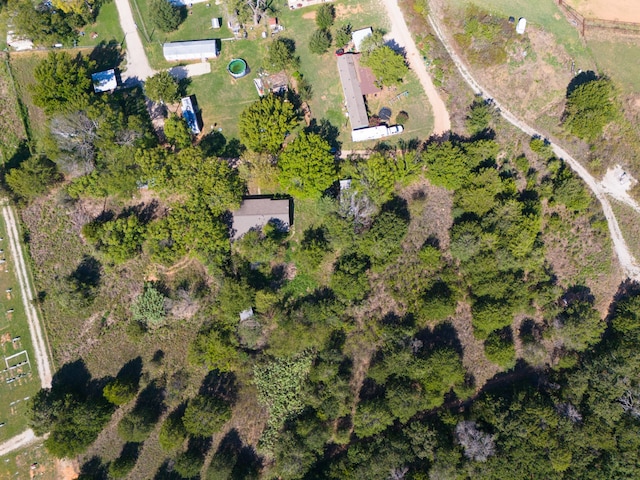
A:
[427,14,640,281]
[382,0,451,136]
[114,0,156,83]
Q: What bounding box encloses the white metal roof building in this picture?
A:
[91,69,118,92]
[352,27,373,52]
[336,54,369,130]
[163,39,219,61]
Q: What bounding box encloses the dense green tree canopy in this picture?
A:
[5,155,60,202]
[309,29,332,54]
[277,132,336,198]
[31,51,92,115]
[239,95,299,154]
[144,71,180,105]
[267,37,299,71]
[315,3,335,29]
[149,0,182,32]
[362,46,409,86]
[563,77,617,141]
[182,395,232,437]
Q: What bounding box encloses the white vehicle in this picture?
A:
[351,125,404,142]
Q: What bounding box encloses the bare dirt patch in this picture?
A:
[565,0,640,23]
[335,2,364,19]
[302,10,316,20]
[55,458,78,480]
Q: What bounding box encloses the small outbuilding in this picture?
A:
[91,69,118,92]
[516,17,527,34]
[181,96,202,135]
[163,39,219,61]
[212,17,222,29]
[352,27,373,52]
[232,196,293,239]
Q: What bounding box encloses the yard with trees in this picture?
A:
[0,0,638,478]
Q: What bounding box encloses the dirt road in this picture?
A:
[2,205,53,388]
[427,14,640,281]
[382,0,451,136]
[0,429,39,457]
[114,0,156,83]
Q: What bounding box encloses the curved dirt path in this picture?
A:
[114,0,156,84]
[382,0,451,136]
[2,205,53,388]
[0,429,39,457]
[427,14,640,281]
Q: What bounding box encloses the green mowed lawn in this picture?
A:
[186,39,266,138]
[0,216,40,444]
[77,1,126,48]
[588,39,640,94]
[185,0,431,146]
[130,0,233,68]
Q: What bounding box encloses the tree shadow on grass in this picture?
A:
[566,70,598,98]
[89,40,126,72]
[198,369,237,404]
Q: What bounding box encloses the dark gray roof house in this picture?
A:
[337,54,369,130]
[231,197,292,239]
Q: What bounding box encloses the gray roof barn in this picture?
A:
[232,197,292,239]
[163,40,219,61]
[337,54,369,130]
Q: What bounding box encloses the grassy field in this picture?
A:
[0,214,40,444]
[0,56,28,164]
[77,0,126,48]
[588,39,640,93]
[8,52,50,146]
[131,0,233,68]
[0,442,58,480]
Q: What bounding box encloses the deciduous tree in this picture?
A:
[362,46,408,87]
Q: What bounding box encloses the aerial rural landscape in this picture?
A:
[0,0,640,478]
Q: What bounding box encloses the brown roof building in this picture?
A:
[231,197,292,239]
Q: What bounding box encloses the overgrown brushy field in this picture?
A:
[0,215,40,443]
[8,52,49,145]
[610,199,640,267]
[0,54,27,163]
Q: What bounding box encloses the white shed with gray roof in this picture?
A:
[163,39,219,61]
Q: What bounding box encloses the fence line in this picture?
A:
[556,0,640,36]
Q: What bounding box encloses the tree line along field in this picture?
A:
[431,0,640,191]
[0,0,638,478]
